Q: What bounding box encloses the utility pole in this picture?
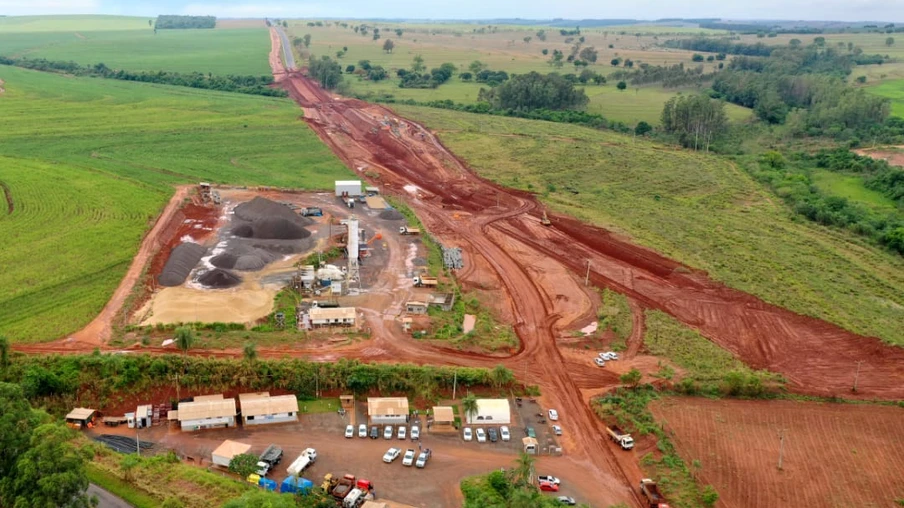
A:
[584,260,591,286]
[853,360,864,392]
[777,429,786,470]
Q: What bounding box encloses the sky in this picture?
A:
[1,0,902,22]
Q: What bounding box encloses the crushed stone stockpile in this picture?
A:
[379,209,405,221]
[232,216,311,240]
[197,268,242,288]
[210,245,282,271]
[234,196,314,226]
[158,242,207,286]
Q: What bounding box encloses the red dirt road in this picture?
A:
[652,397,904,508]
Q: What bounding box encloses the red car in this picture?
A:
[539,481,559,492]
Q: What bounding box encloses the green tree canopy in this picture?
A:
[479,72,589,111]
[227,453,259,479]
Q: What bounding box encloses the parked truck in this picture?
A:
[301,207,323,217]
[342,488,365,508]
[606,425,635,450]
[413,276,438,288]
[330,474,357,500]
[399,226,421,235]
[639,479,670,508]
[286,448,317,476]
[256,444,283,476]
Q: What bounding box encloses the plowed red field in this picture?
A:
[652,397,904,508]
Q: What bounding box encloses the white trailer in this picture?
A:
[335,180,363,197]
[286,448,317,476]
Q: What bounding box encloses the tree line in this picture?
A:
[660,94,729,151]
[711,43,891,136]
[611,62,718,88]
[0,56,286,97]
[477,71,589,111]
[664,37,775,56]
[155,15,216,29]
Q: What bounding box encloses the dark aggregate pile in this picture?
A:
[158,242,207,286]
[93,435,154,454]
[232,217,311,240]
[197,268,242,288]
[379,209,405,221]
[210,245,282,271]
[234,196,313,226]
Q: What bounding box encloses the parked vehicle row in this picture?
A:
[355,424,421,441]
[383,447,431,468]
[462,425,511,442]
[595,351,620,367]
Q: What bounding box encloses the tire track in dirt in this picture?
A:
[0,179,12,214]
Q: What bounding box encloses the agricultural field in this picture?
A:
[389,105,904,345]
[651,397,904,508]
[287,21,750,125]
[0,66,351,342]
[0,16,270,75]
[869,79,904,117]
[810,170,900,212]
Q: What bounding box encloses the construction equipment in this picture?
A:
[541,211,551,226]
[399,226,420,235]
[640,479,670,508]
[413,276,438,288]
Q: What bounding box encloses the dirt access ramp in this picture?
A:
[652,397,904,508]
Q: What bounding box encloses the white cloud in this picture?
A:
[181,2,352,18]
[0,0,100,15]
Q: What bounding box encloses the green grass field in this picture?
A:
[0,15,152,33]
[868,79,904,117]
[0,66,351,342]
[348,77,751,126]
[811,170,900,211]
[390,105,904,345]
[0,27,272,75]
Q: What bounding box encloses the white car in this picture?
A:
[345,424,354,438]
[463,427,473,441]
[548,409,559,421]
[476,428,487,443]
[358,424,367,438]
[552,425,562,436]
[398,426,407,440]
[382,448,401,463]
[538,475,561,485]
[594,357,606,367]
[402,449,416,466]
[383,425,394,439]
[599,351,619,361]
[415,451,429,468]
[410,426,420,440]
[500,426,511,442]
[557,496,576,506]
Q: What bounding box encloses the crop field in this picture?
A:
[390,105,904,345]
[869,79,904,117]
[651,397,904,508]
[0,26,271,75]
[811,170,900,211]
[0,15,152,32]
[0,66,351,342]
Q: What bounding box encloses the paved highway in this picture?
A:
[274,26,295,70]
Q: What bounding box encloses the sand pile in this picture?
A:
[232,217,311,240]
[197,268,242,288]
[233,196,313,226]
[379,209,405,221]
[158,242,207,286]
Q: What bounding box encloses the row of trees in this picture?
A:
[664,37,774,56]
[308,56,344,89]
[0,56,285,97]
[611,62,717,88]
[155,15,215,29]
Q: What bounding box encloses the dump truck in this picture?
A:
[606,425,635,450]
[413,276,438,288]
[330,474,357,500]
[541,211,551,226]
[640,479,670,508]
[256,444,284,476]
[301,207,323,217]
[399,226,421,235]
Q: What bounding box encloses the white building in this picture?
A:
[309,307,357,327]
[175,394,237,431]
[239,392,299,426]
[367,397,409,425]
[211,440,251,468]
[335,180,363,197]
[466,398,511,425]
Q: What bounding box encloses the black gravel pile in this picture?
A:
[197,268,242,288]
[379,209,405,221]
[233,196,313,226]
[158,242,207,286]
